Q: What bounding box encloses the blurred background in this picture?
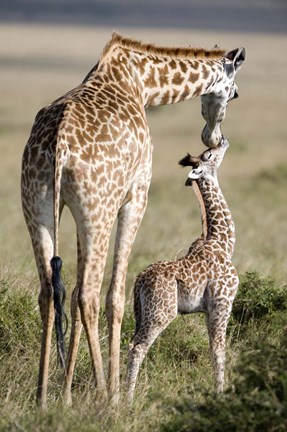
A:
[0,0,286,287]
[1,0,286,32]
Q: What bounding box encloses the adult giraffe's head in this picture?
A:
[201,47,246,148]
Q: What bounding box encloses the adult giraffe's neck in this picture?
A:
[196,176,235,257]
[93,35,226,108]
[125,50,224,108]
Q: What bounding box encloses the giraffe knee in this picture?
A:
[107,307,125,326]
[38,281,53,308]
[128,342,143,362]
[38,282,54,325]
[105,292,125,324]
[77,289,100,319]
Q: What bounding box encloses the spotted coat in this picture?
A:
[127,139,239,400]
[21,33,244,407]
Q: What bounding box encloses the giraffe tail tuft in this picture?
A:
[51,256,68,368]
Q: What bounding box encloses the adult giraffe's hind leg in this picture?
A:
[78,257,107,399]
[73,217,117,401]
[21,143,67,408]
[106,184,149,401]
[21,166,61,408]
[37,281,54,408]
[28,225,55,409]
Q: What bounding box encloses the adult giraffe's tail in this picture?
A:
[51,256,67,368]
[50,130,68,368]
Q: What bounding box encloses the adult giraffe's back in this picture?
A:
[21,32,245,407]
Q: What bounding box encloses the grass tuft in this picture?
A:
[1,268,287,431]
[230,270,287,335]
[161,326,287,432]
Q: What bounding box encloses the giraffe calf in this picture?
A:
[126,138,239,401]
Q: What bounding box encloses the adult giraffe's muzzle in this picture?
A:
[201,123,223,148]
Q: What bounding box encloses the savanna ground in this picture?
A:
[0,24,287,431]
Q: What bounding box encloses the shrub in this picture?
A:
[0,278,40,355]
[161,326,287,432]
[230,270,287,330]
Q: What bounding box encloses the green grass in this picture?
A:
[162,335,287,432]
[1,270,287,431]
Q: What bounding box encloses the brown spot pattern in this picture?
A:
[21,32,231,405]
[127,143,238,400]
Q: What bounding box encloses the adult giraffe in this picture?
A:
[21,33,245,408]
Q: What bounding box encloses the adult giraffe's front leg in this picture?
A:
[106,182,149,401]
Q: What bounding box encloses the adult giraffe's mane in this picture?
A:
[101,32,226,61]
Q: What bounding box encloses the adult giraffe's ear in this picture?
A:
[225,47,246,71]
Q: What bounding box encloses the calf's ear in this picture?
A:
[179,153,198,167]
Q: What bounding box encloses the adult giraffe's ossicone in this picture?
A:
[21,33,245,408]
